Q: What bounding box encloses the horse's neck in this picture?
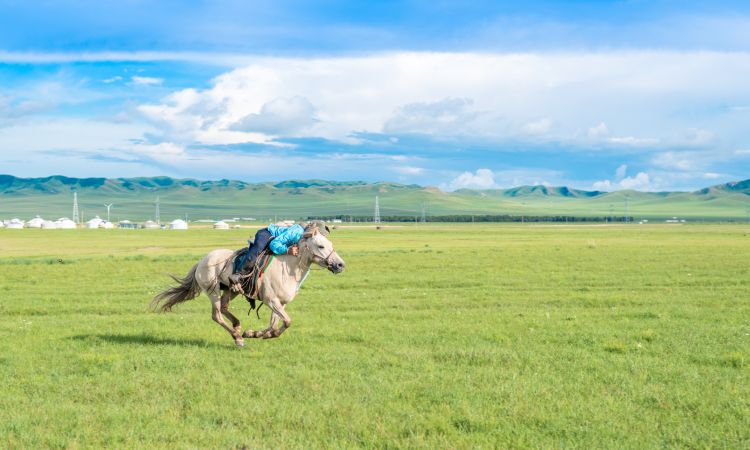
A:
[274,252,312,284]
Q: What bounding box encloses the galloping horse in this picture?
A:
[151,223,345,346]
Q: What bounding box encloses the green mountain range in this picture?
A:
[1,174,749,221]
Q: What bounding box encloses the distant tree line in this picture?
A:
[307,215,636,223]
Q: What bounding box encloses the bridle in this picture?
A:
[301,233,340,271]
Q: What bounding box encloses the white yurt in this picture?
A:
[6,218,25,229]
[213,221,229,230]
[0,221,5,228]
[55,218,77,229]
[41,220,58,229]
[86,216,104,229]
[100,221,114,229]
[170,219,188,230]
[143,220,159,229]
[27,216,45,228]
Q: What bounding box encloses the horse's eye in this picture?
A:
[318,245,325,249]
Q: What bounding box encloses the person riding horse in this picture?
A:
[229,221,330,288]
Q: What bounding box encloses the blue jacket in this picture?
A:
[267,224,304,255]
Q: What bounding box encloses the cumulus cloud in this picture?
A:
[383,97,478,135]
[592,165,652,191]
[523,118,552,135]
[230,96,316,135]
[587,122,609,138]
[134,51,750,150]
[446,169,497,190]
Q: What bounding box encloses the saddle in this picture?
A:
[229,245,274,309]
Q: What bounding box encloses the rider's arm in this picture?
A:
[269,225,304,255]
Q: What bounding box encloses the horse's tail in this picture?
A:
[151,264,201,312]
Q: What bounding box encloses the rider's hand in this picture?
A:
[287,245,299,257]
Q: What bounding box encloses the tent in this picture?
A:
[118,220,138,229]
[41,220,58,229]
[100,221,114,229]
[86,216,104,229]
[55,218,77,229]
[213,221,229,230]
[6,219,24,229]
[27,216,45,228]
[170,219,188,230]
[143,220,159,229]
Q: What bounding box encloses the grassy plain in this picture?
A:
[0,224,748,448]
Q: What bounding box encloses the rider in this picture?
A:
[229,222,305,286]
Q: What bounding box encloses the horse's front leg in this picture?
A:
[250,312,279,338]
[262,299,291,339]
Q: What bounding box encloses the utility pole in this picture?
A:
[374,196,381,223]
[421,201,427,223]
[155,196,160,225]
[72,192,80,224]
[625,194,630,223]
[104,203,113,222]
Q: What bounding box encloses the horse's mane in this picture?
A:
[304,220,330,237]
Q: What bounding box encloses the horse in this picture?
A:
[151,223,345,347]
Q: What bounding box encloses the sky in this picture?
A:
[1,0,749,191]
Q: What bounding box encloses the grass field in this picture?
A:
[1,224,748,448]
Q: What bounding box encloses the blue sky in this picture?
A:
[1,1,749,191]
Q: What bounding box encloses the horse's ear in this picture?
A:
[303,226,319,238]
[325,225,331,234]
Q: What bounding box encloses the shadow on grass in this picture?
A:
[70,333,228,349]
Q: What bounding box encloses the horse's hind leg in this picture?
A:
[220,290,243,337]
[208,290,244,347]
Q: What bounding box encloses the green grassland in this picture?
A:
[0,224,749,448]
[2,175,750,220]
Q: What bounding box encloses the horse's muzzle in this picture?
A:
[328,261,345,274]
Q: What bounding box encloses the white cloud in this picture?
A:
[651,151,697,171]
[131,76,164,86]
[383,97,478,135]
[619,172,651,190]
[523,118,552,135]
[607,136,659,146]
[134,51,750,149]
[587,122,609,138]
[615,164,628,180]
[592,179,613,191]
[445,169,497,190]
[230,96,316,135]
[102,76,123,84]
[592,165,652,191]
[394,166,425,175]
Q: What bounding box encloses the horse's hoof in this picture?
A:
[234,339,245,347]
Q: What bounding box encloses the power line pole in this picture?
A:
[155,196,160,225]
[421,201,427,223]
[374,196,381,223]
[624,194,630,223]
[72,192,80,224]
[104,203,113,222]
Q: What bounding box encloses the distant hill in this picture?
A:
[0,174,748,221]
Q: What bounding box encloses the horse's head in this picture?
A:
[301,223,345,274]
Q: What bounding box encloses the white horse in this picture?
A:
[151,223,345,346]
